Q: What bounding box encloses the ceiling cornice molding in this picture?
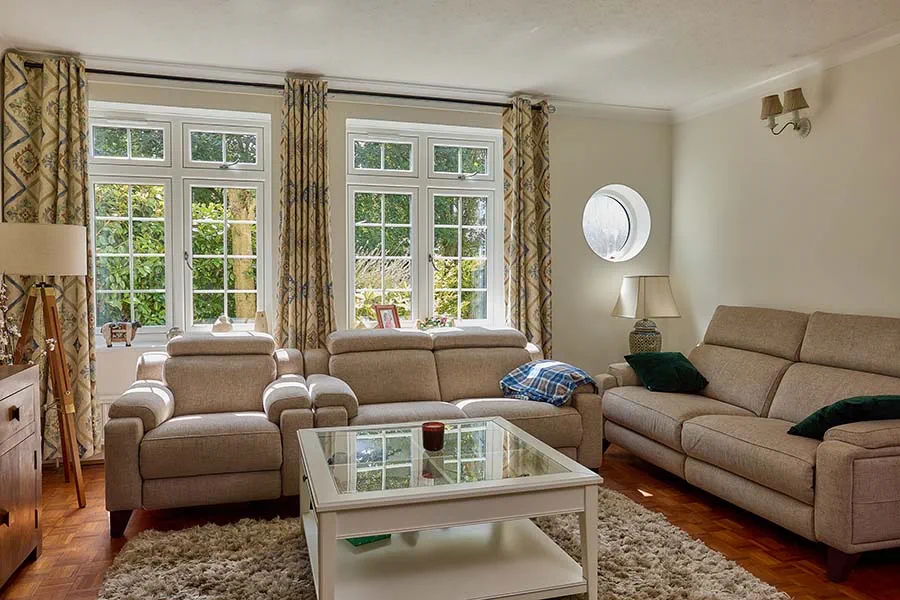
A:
[673,20,900,123]
[81,53,673,122]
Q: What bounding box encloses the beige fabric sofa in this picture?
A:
[106,327,606,536]
[601,305,900,580]
[311,327,607,467]
[104,331,325,536]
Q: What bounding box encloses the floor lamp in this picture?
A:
[0,223,88,508]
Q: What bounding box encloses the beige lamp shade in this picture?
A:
[612,275,680,319]
[760,94,784,119]
[782,87,809,112]
[0,223,87,276]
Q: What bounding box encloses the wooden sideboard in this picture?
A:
[0,365,42,588]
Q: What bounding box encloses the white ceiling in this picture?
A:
[3,0,900,111]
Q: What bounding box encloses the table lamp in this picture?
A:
[612,275,680,354]
[0,222,88,508]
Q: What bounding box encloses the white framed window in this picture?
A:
[427,138,494,181]
[582,184,651,262]
[89,121,171,167]
[347,133,418,177]
[346,120,503,327]
[183,123,264,170]
[88,102,272,341]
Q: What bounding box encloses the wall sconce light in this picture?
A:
[760,87,811,138]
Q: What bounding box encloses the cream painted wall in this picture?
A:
[670,43,900,351]
[85,79,673,396]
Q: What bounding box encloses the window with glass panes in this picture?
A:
[346,122,502,327]
[88,104,270,338]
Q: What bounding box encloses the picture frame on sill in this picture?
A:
[373,304,401,329]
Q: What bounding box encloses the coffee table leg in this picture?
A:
[318,512,337,600]
[580,484,598,600]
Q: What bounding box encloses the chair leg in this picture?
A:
[826,546,860,582]
[109,509,133,538]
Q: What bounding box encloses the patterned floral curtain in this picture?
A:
[274,77,336,350]
[2,51,98,459]
[503,98,553,359]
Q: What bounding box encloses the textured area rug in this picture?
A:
[99,488,789,600]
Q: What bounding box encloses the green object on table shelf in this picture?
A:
[346,534,391,547]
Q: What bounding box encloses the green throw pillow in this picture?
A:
[788,395,900,440]
[624,352,709,393]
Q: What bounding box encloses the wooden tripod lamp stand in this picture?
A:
[0,223,88,508]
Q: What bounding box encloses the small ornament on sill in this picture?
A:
[253,310,269,333]
[166,327,184,341]
[211,315,233,332]
[100,321,142,347]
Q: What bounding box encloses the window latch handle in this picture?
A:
[183,251,194,271]
[427,253,436,270]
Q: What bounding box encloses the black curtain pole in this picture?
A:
[22,61,553,111]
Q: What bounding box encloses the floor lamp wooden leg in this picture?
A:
[57,403,72,483]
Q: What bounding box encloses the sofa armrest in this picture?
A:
[308,374,359,419]
[570,391,603,469]
[303,348,331,376]
[824,419,900,449]
[609,362,641,387]
[594,373,617,392]
[263,374,311,424]
[108,380,174,431]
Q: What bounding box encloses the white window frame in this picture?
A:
[347,132,419,178]
[88,101,272,344]
[89,120,172,168]
[183,122,265,171]
[426,137,495,181]
[346,119,503,328]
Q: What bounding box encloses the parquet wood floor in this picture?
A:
[2,448,898,599]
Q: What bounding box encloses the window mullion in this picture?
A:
[126,184,136,322]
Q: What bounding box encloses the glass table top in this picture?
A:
[313,419,571,495]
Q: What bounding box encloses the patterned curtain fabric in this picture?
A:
[502,97,553,358]
[2,51,98,459]
[274,77,336,350]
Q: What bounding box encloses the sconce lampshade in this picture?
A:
[760,94,784,120]
[0,223,87,276]
[782,87,809,112]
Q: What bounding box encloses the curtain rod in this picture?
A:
[22,61,554,112]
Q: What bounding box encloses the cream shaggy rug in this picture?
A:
[98,488,789,600]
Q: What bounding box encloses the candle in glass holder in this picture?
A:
[422,421,445,451]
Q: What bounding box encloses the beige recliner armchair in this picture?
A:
[104,332,320,537]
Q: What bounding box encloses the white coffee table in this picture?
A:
[298,416,602,600]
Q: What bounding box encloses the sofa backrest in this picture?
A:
[688,306,809,416]
[163,332,277,416]
[431,327,531,401]
[326,329,441,404]
[768,312,900,423]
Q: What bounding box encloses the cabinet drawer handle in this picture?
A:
[0,509,9,527]
[8,405,20,422]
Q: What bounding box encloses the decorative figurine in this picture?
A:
[100,321,142,347]
[212,315,233,332]
[166,326,183,341]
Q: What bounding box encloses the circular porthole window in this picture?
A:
[582,184,650,262]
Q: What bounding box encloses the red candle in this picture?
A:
[422,421,445,452]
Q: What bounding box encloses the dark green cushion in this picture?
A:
[788,395,900,440]
[624,352,709,393]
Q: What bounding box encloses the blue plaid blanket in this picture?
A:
[500,360,597,406]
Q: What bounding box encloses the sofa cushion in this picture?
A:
[602,386,754,451]
[434,347,531,401]
[682,415,820,504]
[329,349,441,405]
[624,352,708,394]
[140,412,281,479]
[326,329,433,354]
[166,331,276,356]
[164,354,275,416]
[689,344,792,416]
[768,363,900,424]
[429,327,526,350]
[800,311,900,379]
[350,401,465,425]
[454,398,582,447]
[703,305,809,361]
[788,396,900,440]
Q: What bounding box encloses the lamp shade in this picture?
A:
[0,223,87,276]
[782,87,809,112]
[612,275,680,319]
[760,94,783,119]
